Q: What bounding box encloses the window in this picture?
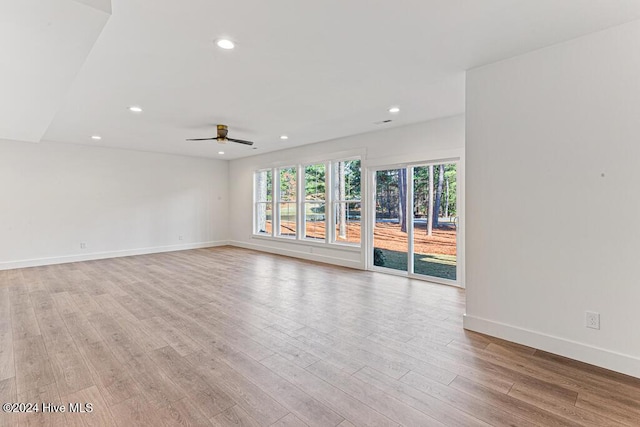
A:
[332,159,361,245]
[254,169,272,235]
[253,156,360,247]
[277,167,297,238]
[304,164,326,240]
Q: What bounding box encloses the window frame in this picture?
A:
[253,169,274,236]
[302,162,328,242]
[253,156,361,248]
[330,158,362,247]
[275,166,298,239]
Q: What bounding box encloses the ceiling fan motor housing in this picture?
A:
[217,124,228,140]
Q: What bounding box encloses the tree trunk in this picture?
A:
[338,161,347,238]
[427,165,434,236]
[386,178,392,218]
[444,177,450,218]
[433,164,444,228]
[398,168,407,233]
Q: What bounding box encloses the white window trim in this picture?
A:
[252,157,362,248]
[275,166,297,239]
[253,169,274,237]
[301,162,328,243]
[329,157,361,247]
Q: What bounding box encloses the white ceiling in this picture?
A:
[0,0,110,142]
[7,1,640,159]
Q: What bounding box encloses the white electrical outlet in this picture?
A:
[179,235,183,241]
[585,311,600,330]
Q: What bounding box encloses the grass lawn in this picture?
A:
[374,248,457,281]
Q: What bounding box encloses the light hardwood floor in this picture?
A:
[1,246,639,426]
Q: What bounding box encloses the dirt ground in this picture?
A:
[375,222,457,256]
[266,221,456,256]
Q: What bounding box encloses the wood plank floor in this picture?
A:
[1,246,639,426]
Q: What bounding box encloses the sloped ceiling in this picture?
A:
[3,1,640,158]
[0,0,110,142]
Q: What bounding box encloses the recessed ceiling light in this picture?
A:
[218,151,225,155]
[128,106,143,113]
[216,39,235,50]
[388,106,400,113]
[91,135,102,140]
[280,135,289,140]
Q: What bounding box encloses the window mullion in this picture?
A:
[271,168,275,236]
[297,164,303,240]
[274,168,280,237]
[324,163,328,243]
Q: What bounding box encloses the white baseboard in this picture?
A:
[228,240,363,270]
[0,241,229,271]
[463,314,640,379]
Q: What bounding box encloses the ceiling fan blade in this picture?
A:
[227,137,254,146]
[186,138,217,141]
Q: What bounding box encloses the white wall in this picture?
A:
[0,140,229,269]
[228,115,465,271]
[465,20,640,377]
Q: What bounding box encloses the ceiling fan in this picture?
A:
[187,124,254,146]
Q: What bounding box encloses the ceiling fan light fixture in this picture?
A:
[216,39,235,50]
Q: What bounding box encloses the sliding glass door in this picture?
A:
[372,162,459,285]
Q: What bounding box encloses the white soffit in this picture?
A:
[0,0,111,142]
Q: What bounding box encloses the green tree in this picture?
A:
[443,164,457,217]
[335,160,361,237]
[304,164,325,200]
[279,167,297,201]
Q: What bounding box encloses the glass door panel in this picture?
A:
[373,169,408,272]
[412,164,457,281]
